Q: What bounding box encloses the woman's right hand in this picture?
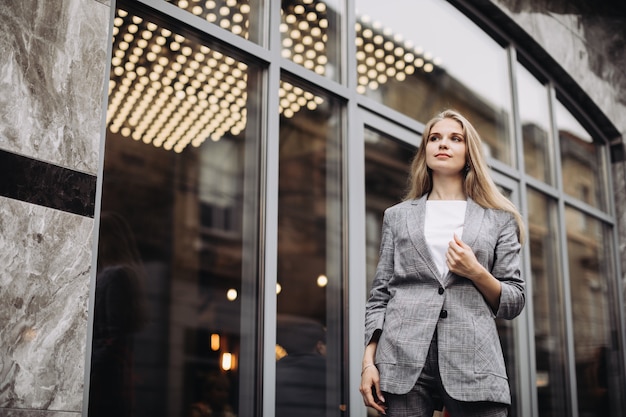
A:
[359,364,386,414]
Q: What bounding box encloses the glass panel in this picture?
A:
[363,128,415,291]
[556,100,606,210]
[165,0,263,45]
[517,63,554,185]
[565,206,623,416]
[281,0,343,82]
[275,77,343,416]
[354,0,513,165]
[90,6,262,417]
[527,188,568,416]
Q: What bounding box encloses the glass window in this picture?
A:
[517,63,554,185]
[90,6,263,417]
[165,0,264,45]
[354,0,513,165]
[527,188,569,416]
[281,0,343,82]
[556,100,607,210]
[363,128,415,291]
[275,76,344,416]
[565,206,623,416]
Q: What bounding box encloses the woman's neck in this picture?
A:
[428,178,465,201]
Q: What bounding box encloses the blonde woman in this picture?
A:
[360,110,525,416]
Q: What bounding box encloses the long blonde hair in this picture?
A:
[404,109,525,243]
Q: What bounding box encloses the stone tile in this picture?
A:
[1,409,80,417]
[0,0,110,174]
[0,197,94,411]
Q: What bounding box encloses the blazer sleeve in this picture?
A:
[493,213,525,320]
[364,208,395,345]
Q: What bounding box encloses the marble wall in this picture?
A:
[0,0,111,416]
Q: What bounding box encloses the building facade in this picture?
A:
[1,0,625,416]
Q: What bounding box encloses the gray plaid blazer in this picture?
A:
[364,195,525,404]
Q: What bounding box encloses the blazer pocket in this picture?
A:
[472,317,507,378]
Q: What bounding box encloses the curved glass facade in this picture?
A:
[89,1,626,416]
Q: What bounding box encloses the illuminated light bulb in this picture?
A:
[170,42,180,51]
[172,62,182,72]
[293,54,304,64]
[394,60,405,70]
[128,24,138,34]
[233,13,243,23]
[221,353,233,371]
[113,66,124,76]
[316,2,326,12]
[121,127,131,137]
[375,62,385,72]
[423,63,434,73]
[112,56,122,67]
[114,17,123,26]
[137,39,148,50]
[316,55,327,65]
[405,66,415,75]
[205,0,216,8]
[304,60,314,69]
[211,334,220,351]
[364,43,374,53]
[365,56,376,67]
[383,55,394,65]
[367,69,377,79]
[357,64,367,74]
[219,19,231,28]
[395,72,406,81]
[112,27,119,36]
[374,49,384,59]
[178,0,189,8]
[356,85,367,94]
[283,108,294,118]
[232,25,243,35]
[362,29,372,39]
[384,41,394,51]
[319,19,328,29]
[206,13,217,22]
[358,75,368,85]
[433,57,443,66]
[414,58,424,68]
[317,274,328,287]
[377,74,388,84]
[123,33,134,43]
[118,41,129,51]
[128,54,139,64]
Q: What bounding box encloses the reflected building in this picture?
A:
[1,1,625,417]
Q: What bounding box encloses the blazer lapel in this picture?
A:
[461,197,485,248]
[407,195,441,280]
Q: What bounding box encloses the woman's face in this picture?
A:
[425,118,467,177]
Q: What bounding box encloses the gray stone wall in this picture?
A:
[0,0,111,416]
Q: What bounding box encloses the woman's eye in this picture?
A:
[429,136,439,141]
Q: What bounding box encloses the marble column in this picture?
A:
[0,0,111,416]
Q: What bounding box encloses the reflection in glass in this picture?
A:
[363,128,414,291]
[90,6,262,417]
[556,101,606,209]
[517,64,554,185]
[165,0,263,45]
[281,0,342,82]
[354,0,513,165]
[527,189,568,417]
[275,78,343,416]
[565,206,622,416]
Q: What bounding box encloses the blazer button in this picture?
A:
[439,310,448,319]
[438,287,444,295]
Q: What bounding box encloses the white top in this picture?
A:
[424,200,467,277]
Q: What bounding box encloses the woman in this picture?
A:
[360,109,525,417]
